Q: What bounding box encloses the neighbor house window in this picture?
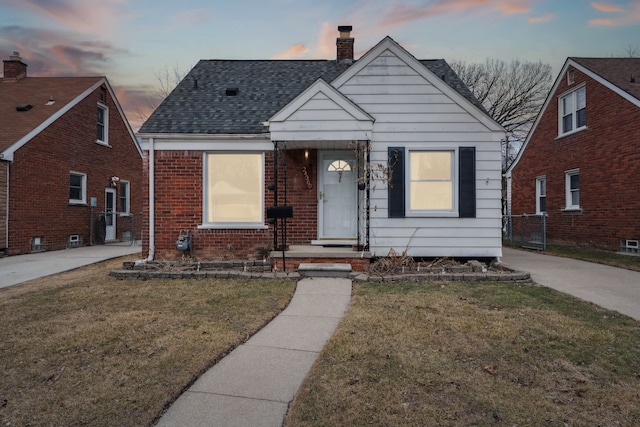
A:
[119,180,130,214]
[205,153,263,226]
[408,150,454,213]
[97,102,108,144]
[565,169,580,210]
[69,172,87,204]
[536,177,546,214]
[559,85,586,135]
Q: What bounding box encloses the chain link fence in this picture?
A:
[503,214,546,251]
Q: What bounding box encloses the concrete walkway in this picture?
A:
[501,247,640,321]
[0,243,141,289]
[156,277,352,427]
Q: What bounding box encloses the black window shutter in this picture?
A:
[458,147,476,218]
[388,147,405,218]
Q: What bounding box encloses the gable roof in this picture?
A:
[0,76,142,161]
[138,42,489,136]
[331,36,498,130]
[268,78,374,141]
[570,57,640,105]
[507,57,640,173]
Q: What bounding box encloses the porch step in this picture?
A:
[298,263,352,278]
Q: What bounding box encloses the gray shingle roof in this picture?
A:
[139,59,485,135]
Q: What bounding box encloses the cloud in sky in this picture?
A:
[272,43,310,59]
[591,2,623,12]
[0,25,126,76]
[378,0,534,28]
[529,12,554,23]
[4,0,128,37]
[590,0,640,25]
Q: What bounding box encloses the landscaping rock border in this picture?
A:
[110,261,531,283]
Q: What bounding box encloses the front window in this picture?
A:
[536,177,546,214]
[408,150,454,213]
[119,180,130,214]
[69,172,86,204]
[565,169,580,210]
[559,86,586,135]
[205,153,264,226]
[97,102,109,144]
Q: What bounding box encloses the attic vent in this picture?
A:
[16,104,32,112]
[226,87,239,96]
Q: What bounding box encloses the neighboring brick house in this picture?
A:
[0,53,143,255]
[507,57,640,253]
[138,27,505,264]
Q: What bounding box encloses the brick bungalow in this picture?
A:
[507,57,640,253]
[138,27,505,268]
[0,53,143,255]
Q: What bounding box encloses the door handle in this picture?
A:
[319,191,323,200]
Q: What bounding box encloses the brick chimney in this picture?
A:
[336,25,354,65]
[3,52,28,82]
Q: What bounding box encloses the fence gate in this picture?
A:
[503,214,546,250]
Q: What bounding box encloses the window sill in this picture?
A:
[556,126,587,140]
[119,212,133,217]
[561,207,582,213]
[198,224,269,230]
[406,212,458,218]
[69,201,87,206]
[96,140,112,147]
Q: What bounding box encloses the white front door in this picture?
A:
[105,188,116,241]
[318,151,357,240]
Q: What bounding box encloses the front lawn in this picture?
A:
[0,257,296,426]
[285,281,640,426]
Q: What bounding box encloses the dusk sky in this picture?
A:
[1,0,639,130]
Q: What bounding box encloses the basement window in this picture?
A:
[225,88,239,96]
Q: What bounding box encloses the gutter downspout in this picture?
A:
[4,162,8,250]
[146,137,155,262]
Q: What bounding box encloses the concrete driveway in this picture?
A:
[501,247,640,321]
[0,243,142,289]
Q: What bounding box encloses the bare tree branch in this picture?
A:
[450,58,552,169]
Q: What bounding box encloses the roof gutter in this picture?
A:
[146,137,155,262]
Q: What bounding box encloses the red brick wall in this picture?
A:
[7,85,143,255]
[142,148,321,260]
[511,66,640,250]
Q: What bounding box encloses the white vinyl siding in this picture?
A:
[334,50,503,258]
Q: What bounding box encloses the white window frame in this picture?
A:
[564,169,580,210]
[201,152,266,229]
[97,102,109,145]
[119,180,130,215]
[406,148,457,217]
[558,84,586,137]
[69,171,87,205]
[536,176,546,214]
